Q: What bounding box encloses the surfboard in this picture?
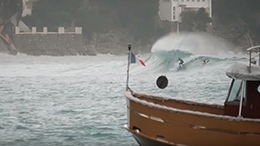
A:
[176,65,185,71]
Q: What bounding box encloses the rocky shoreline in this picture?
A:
[0,32,152,56]
[12,34,96,56]
[0,28,255,56]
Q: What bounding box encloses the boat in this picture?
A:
[124,44,260,146]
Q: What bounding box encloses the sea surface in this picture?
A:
[0,33,249,146]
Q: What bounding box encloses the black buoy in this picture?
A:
[156,75,168,89]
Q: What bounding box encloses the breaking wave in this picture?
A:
[131,32,247,74]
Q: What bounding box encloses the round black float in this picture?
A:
[156,75,168,89]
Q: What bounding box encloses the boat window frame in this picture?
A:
[226,79,246,103]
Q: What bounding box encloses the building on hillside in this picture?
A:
[158,0,212,22]
[22,0,38,17]
[18,0,38,32]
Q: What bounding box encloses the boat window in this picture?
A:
[228,80,246,102]
[258,85,260,93]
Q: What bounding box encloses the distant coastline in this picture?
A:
[12,27,96,56]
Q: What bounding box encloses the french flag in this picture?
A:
[131,53,146,67]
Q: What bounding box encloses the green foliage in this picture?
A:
[213,0,260,36]
[32,0,83,27]
[213,0,247,23]
[181,8,211,32]
[29,0,161,41]
[86,0,160,41]
[76,10,110,37]
[0,0,23,25]
[194,8,211,32]
[180,11,196,31]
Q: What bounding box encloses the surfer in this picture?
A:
[178,58,184,67]
[202,60,210,65]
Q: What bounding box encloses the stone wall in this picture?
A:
[2,27,152,56]
[13,34,96,56]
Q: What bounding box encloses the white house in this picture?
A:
[22,0,37,17]
[158,0,212,22]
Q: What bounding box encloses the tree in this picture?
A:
[76,9,110,37]
[31,0,83,27]
[25,0,162,43]
[180,11,196,31]
[82,0,160,42]
[0,0,23,25]
[194,8,211,32]
[180,8,211,32]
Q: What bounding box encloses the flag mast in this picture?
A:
[126,44,131,91]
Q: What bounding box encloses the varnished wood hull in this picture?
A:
[125,91,260,146]
[128,128,174,146]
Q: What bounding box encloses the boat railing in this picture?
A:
[247,45,260,73]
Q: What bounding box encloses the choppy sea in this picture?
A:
[0,32,249,146]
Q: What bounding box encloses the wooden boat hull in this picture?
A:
[127,128,174,146]
[125,91,260,146]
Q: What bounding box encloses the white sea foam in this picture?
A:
[151,32,242,58]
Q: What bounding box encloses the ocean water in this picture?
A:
[0,32,249,146]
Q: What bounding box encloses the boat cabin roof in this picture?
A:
[226,63,260,80]
[226,45,260,81]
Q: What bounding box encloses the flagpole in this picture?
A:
[126,44,131,91]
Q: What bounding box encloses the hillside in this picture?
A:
[1,0,260,55]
